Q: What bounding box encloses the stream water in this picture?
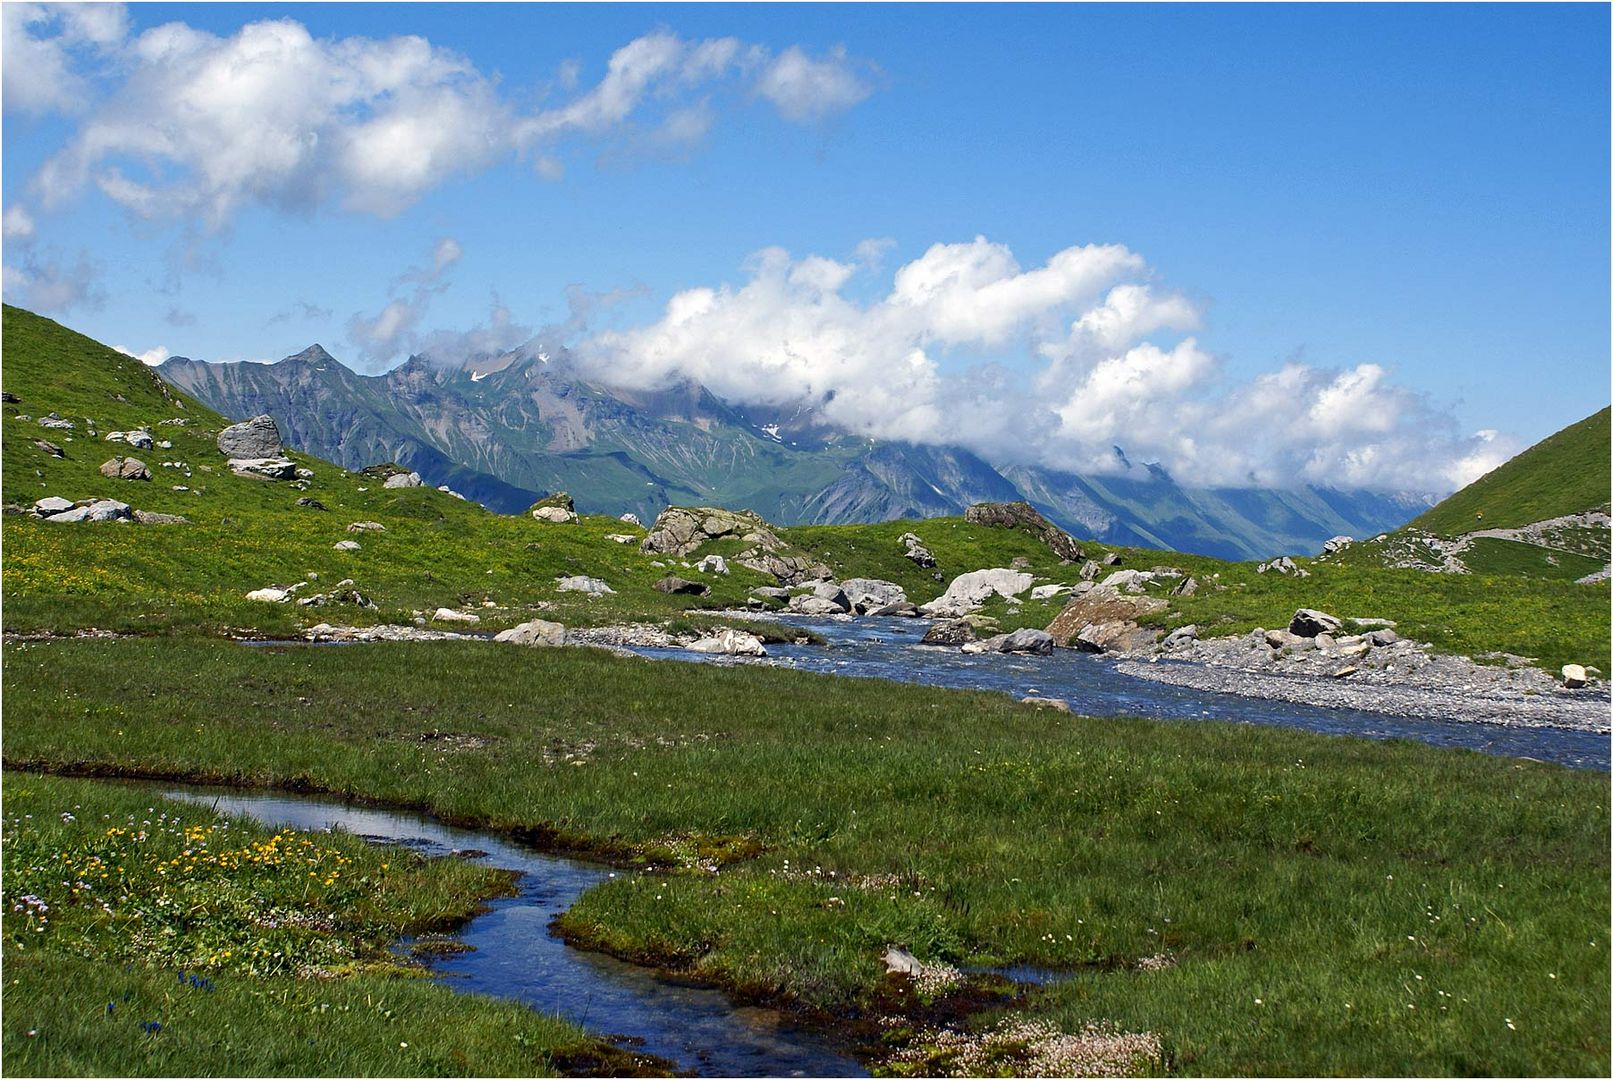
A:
[626,615,1610,771]
[160,786,867,1078]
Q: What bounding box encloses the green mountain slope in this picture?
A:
[1410,407,1611,535]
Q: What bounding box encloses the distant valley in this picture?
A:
[159,344,1432,560]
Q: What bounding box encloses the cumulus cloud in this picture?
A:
[23,18,877,230]
[3,205,36,241]
[2,2,127,116]
[578,238,1500,492]
[346,237,465,368]
[114,343,170,366]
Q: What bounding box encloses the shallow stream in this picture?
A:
[160,786,866,1078]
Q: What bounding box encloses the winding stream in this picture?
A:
[160,786,866,1078]
[627,615,1611,771]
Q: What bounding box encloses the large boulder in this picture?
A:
[132,510,188,525]
[963,502,1084,562]
[1562,664,1588,689]
[685,629,768,657]
[531,505,578,523]
[842,578,907,613]
[736,549,832,587]
[696,554,729,575]
[965,628,1055,655]
[919,569,1034,618]
[99,456,151,481]
[870,601,921,618]
[384,471,424,489]
[1289,609,1343,638]
[494,619,567,647]
[45,499,133,524]
[642,506,783,557]
[1044,584,1167,652]
[217,415,282,458]
[34,496,74,515]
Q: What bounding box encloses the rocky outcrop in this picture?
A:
[42,499,134,524]
[696,554,729,575]
[106,429,154,450]
[964,501,1084,562]
[531,505,578,523]
[919,568,1034,617]
[347,521,386,532]
[229,457,297,481]
[641,506,831,585]
[494,619,567,647]
[384,471,424,489]
[737,550,831,586]
[556,575,615,596]
[789,582,852,615]
[964,627,1055,655]
[841,578,906,613]
[217,415,282,458]
[1289,609,1343,638]
[921,619,976,646]
[1044,584,1167,652]
[1257,556,1309,577]
[1562,664,1588,689]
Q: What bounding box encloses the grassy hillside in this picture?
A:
[1410,407,1611,535]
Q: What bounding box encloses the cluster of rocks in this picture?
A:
[640,506,832,585]
[24,495,187,525]
[899,532,936,568]
[920,568,1034,618]
[1256,556,1309,577]
[556,575,615,596]
[246,578,372,608]
[530,492,579,523]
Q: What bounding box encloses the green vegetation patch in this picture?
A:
[4,640,1607,1076]
[1410,407,1611,535]
[0,774,634,1076]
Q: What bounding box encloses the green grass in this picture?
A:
[4,639,1607,1076]
[1456,537,1606,581]
[1410,407,1610,536]
[0,773,631,1077]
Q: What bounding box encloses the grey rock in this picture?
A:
[921,619,976,646]
[654,576,709,596]
[106,429,155,450]
[217,415,283,458]
[531,505,578,523]
[920,568,1034,617]
[494,619,567,647]
[1289,608,1343,638]
[34,496,74,515]
[898,532,937,568]
[968,628,1055,655]
[1029,584,1069,601]
[870,601,921,618]
[1322,535,1355,554]
[1562,664,1588,689]
[296,497,328,511]
[1102,552,1123,566]
[1365,628,1400,647]
[132,510,188,525]
[619,512,642,526]
[1080,559,1103,581]
[1171,576,1199,597]
[556,575,615,596]
[1020,696,1072,713]
[334,539,361,551]
[433,608,481,623]
[99,456,151,481]
[963,501,1084,561]
[788,595,847,616]
[229,457,297,480]
[347,521,386,532]
[384,471,423,488]
[750,586,792,601]
[1161,624,1199,650]
[883,947,922,976]
[843,578,906,612]
[33,439,63,457]
[696,554,730,575]
[37,412,74,430]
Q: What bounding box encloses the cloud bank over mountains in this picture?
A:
[577,238,1514,492]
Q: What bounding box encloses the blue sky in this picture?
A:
[3,2,1607,491]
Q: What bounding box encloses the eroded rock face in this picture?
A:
[964,501,1084,562]
[899,532,937,568]
[920,569,1034,618]
[1044,584,1167,651]
[494,619,567,647]
[217,415,282,458]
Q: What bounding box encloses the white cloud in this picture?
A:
[25,20,877,230]
[3,205,36,241]
[755,45,873,123]
[2,2,127,116]
[114,343,170,366]
[346,237,463,368]
[578,238,1504,492]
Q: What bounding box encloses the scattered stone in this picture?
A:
[34,496,74,515]
[883,947,922,976]
[384,471,424,489]
[37,412,74,430]
[99,456,151,481]
[1029,584,1069,601]
[246,586,297,603]
[132,510,188,525]
[1365,628,1400,647]
[33,439,63,457]
[494,619,567,647]
[531,505,578,523]
[1080,559,1103,581]
[604,533,637,544]
[334,540,361,552]
[1161,624,1199,650]
[296,497,328,511]
[1331,665,1359,679]
[921,619,976,646]
[654,576,709,596]
[217,414,283,458]
[1289,608,1343,638]
[898,532,937,568]
[1257,556,1310,577]
[1171,576,1199,597]
[556,575,615,596]
[433,608,481,623]
[842,578,906,612]
[642,506,783,557]
[45,499,132,524]
[697,554,730,575]
[870,601,921,618]
[229,457,297,480]
[750,586,791,601]
[1562,664,1588,689]
[1,390,16,403]
[1020,696,1072,713]
[1265,629,1298,649]
[685,629,768,657]
[1103,552,1123,566]
[619,512,642,526]
[966,628,1055,655]
[1353,617,1398,628]
[347,521,386,532]
[1322,535,1355,555]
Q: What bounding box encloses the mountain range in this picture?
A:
[158,344,1432,560]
